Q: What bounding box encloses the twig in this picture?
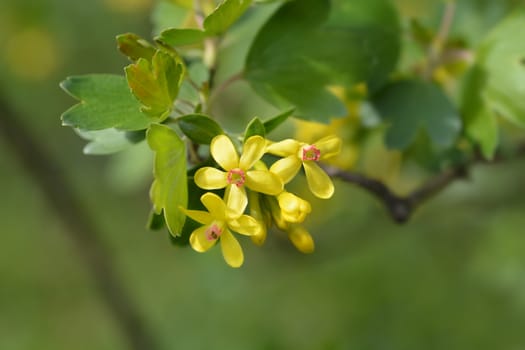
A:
[323,162,469,223]
[207,71,244,111]
[0,95,159,350]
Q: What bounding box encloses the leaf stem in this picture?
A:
[424,1,457,80]
[207,71,245,112]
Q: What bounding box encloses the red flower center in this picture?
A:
[206,224,222,241]
[227,168,246,187]
[302,145,321,161]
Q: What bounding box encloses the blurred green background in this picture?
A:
[1,0,525,349]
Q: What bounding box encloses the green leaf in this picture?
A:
[76,128,145,155]
[177,114,224,144]
[116,33,156,61]
[460,65,498,159]
[204,0,253,35]
[244,117,265,140]
[61,74,152,131]
[372,80,462,150]
[147,124,188,236]
[263,108,294,134]
[125,50,184,120]
[156,28,206,47]
[245,0,400,122]
[151,0,195,36]
[476,9,525,127]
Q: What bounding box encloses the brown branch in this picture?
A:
[0,95,159,350]
[323,163,469,223]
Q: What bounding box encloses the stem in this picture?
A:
[207,71,244,112]
[322,160,469,223]
[424,1,457,80]
[0,95,159,350]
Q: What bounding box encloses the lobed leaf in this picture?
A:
[116,33,156,61]
[147,124,188,236]
[476,9,525,127]
[61,74,153,131]
[125,50,184,120]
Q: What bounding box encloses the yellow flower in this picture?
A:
[287,225,315,254]
[267,135,341,198]
[248,191,268,246]
[265,194,314,253]
[181,192,262,268]
[194,135,283,216]
[276,191,311,223]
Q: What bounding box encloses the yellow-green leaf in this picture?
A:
[116,33,156,62]
[125,50,184,120]
[147,124,188,236]
[156,28,206,46]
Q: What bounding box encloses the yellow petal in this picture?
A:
[248,191,268,246]
[189,225,217,252]
[225,184,248,218]
[245,170,283,195]
[251,225,267,246]
[200,192,226,220]
[288,225,314,254]
[239,135,266,170]
[269,156,302,184]
[194,167,228,190]
[210,135,239,171]
[315,135,342,160]
[180,208,214,225]
[267,196,288,230]
[228,214,262,236]
[220,229,244,268]
[265,139,301,157]
[303,161,334,199]
[277,192,311,223]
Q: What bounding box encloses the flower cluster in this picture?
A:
[183,134,341,267]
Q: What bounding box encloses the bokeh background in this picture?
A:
[1,0,525,349]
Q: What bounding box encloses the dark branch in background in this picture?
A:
[323,145,525,223]
[323,164,468,223]
[0,95,158,350]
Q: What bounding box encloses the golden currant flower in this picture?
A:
[267,135,342,199]
[181,192,262,268]
[248,191,268,246]
[276,191,311,223]
[267,197,314,253]
[194,135,283,216]
[287,225,315,254]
